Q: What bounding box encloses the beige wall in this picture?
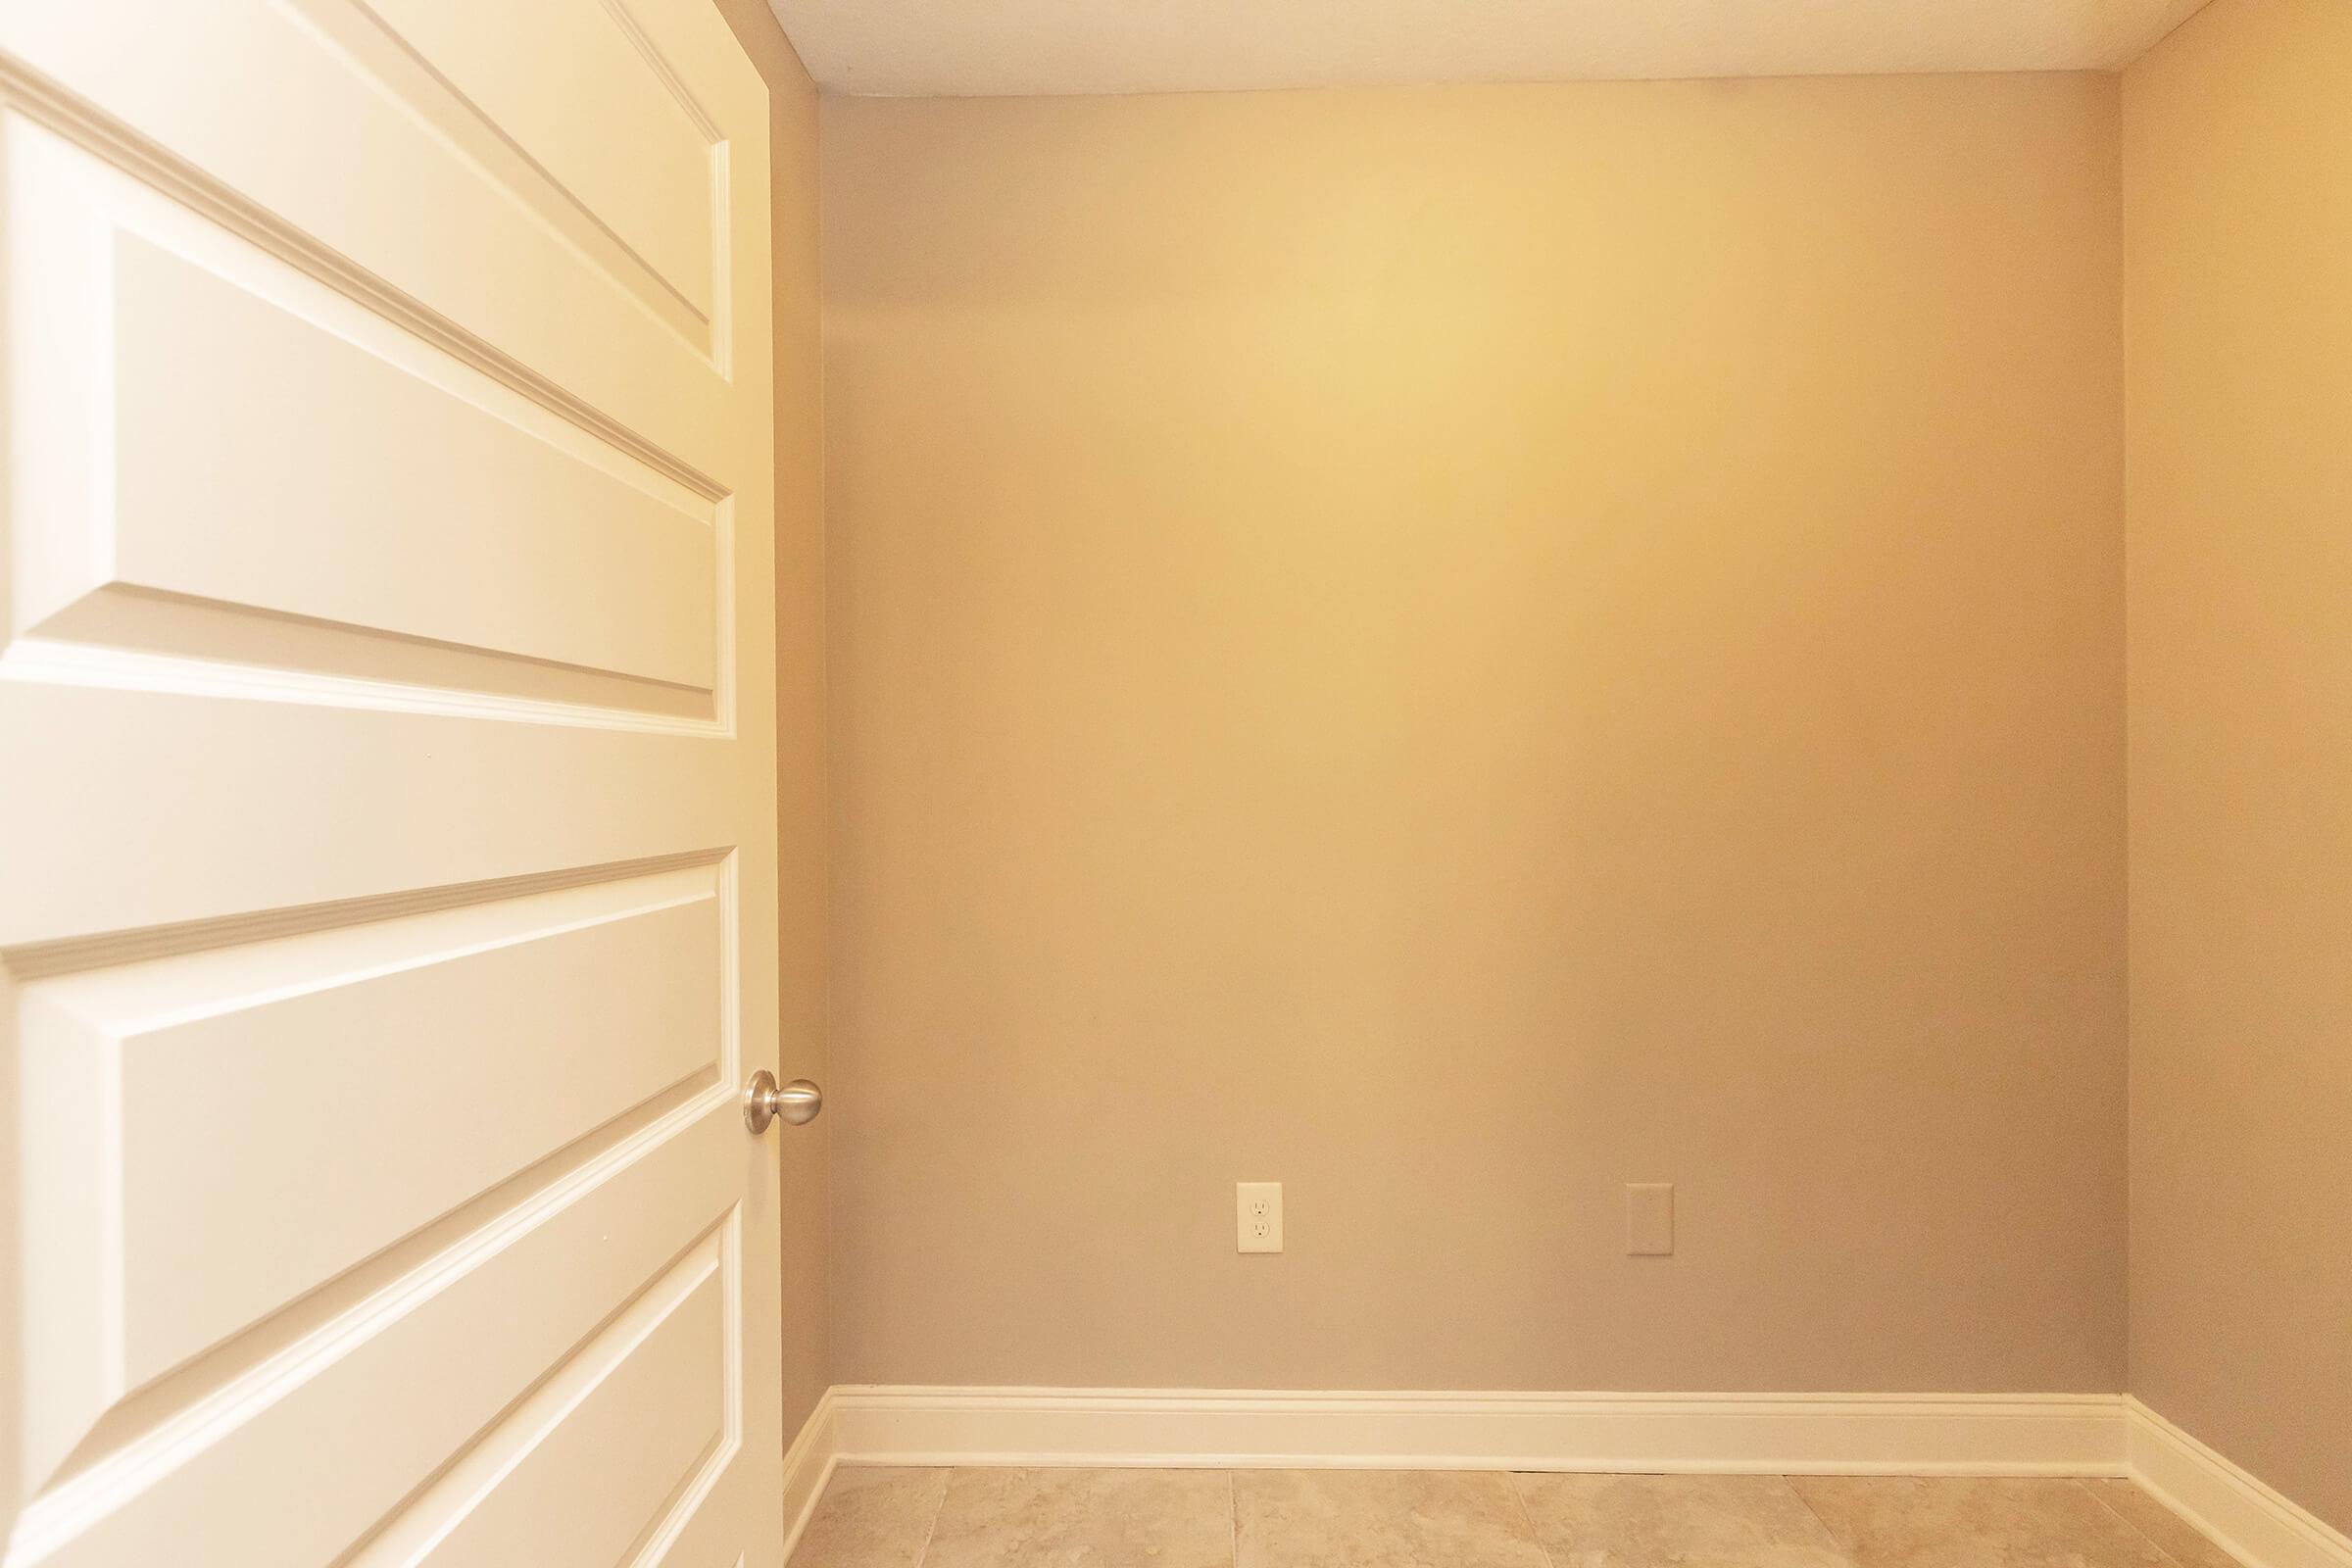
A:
[711,0,831,1442]
[2124,0,2352,1533]
[820,74,2128,1393]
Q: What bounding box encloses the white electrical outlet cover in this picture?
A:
[1237,1181,1283,1253]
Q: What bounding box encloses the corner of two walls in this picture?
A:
[2120,0,2352,1534]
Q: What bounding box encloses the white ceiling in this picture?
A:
[768,0,2208,98]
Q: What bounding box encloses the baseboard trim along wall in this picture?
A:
[780,1393,841,1562]
[2125,1399,2352,1568]
[823,1386,2127,1476]
[780,1388,2350,1568]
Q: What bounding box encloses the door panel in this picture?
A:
[0,0,782,1561]
[387,1243,731,1568]
[5,99,724,724]
[14,1114,742,1568]
[362,0,722,323]
[109,235,721,694]
[25,861,725,1390]
[1,0,750,468]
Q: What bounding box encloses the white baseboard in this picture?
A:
[780,1391,841,1563]
[826,1386,2127,1477]
[787,1386,2349,1568]
[2126,1399,2352,1568]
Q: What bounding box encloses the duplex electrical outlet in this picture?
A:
[1237,1182,1283,1252]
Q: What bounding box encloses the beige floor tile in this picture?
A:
[1516,1473,1855,1568]
[791,1466,951,1568]
[1234,1468,1551,1568]
[920,1467,1235,1568]
[1790,1478,2176,1568]
[2085,1480,2245,1568]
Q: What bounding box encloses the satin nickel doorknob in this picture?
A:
[743,1070,821,1134]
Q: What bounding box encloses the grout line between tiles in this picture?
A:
[1504,1470,1561,1568]
[908,1467,953,1568]
[2079,1476,2197,1568]
[1227,1469,1239,1568]
[1788,1473,1861,1564]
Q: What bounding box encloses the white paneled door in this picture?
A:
[0,1,785,1563]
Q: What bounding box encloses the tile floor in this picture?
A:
[788,1467,2244,1568]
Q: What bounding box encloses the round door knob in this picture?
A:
[743,1070,821,1134]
